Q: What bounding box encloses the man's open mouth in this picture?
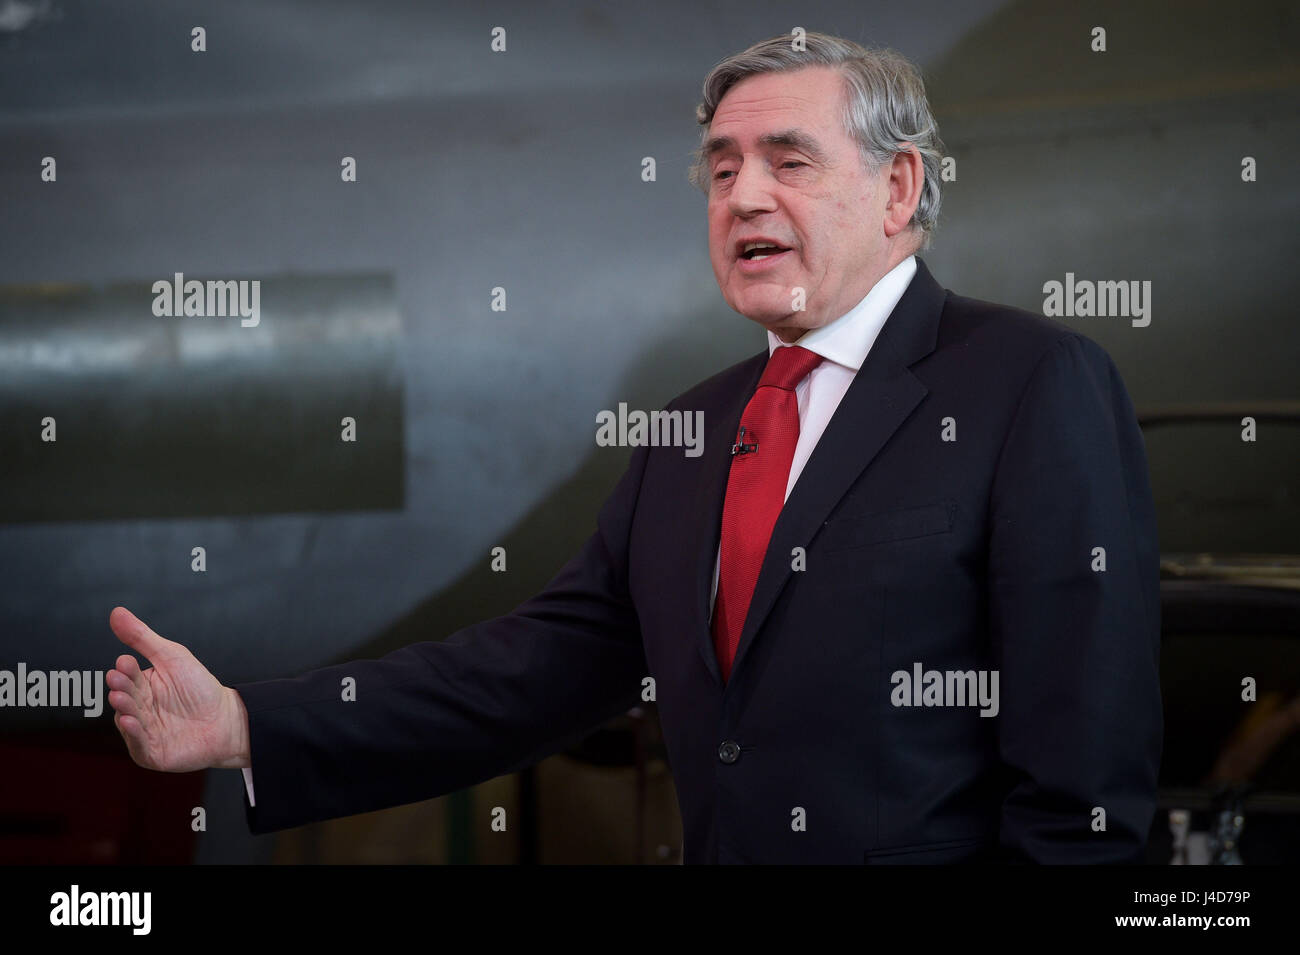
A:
[738,241,792,260]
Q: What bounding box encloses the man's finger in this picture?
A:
[116,712,144,741]
[108,607,171,663]
[113,710,149,764]
[105,669,134,694]
[108,688,140,719]
[113,653,143,685]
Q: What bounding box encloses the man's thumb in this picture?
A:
[109,606,171,661]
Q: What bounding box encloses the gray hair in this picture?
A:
[688,32,944,250]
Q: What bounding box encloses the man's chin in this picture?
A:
[730,301,818,343]
[737,310,792,331]
[728,292,795,327]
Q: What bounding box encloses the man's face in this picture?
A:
[705,66,892,341]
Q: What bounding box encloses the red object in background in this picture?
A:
[0,727,205,864]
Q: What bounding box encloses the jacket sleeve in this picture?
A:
[232,443,652,834]
[987,332,1162,863]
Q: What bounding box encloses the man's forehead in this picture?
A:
[706,68,845,150]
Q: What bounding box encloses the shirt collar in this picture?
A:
[765,255,917,371]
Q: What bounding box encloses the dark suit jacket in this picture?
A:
[234,258,1162,863]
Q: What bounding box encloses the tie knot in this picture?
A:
[758,344,823,392]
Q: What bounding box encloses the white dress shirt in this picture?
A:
[709,255,917,617]
[242,255,917,809]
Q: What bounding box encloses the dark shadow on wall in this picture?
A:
[358,307,755,660]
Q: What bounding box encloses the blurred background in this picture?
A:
[0,0,1296,864]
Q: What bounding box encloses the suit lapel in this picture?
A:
[695,258,949,688]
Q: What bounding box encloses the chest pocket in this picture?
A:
[818,500,954,552]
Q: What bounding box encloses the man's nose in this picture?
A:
[727,162,778,217]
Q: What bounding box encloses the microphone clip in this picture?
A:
[730,425,758,456]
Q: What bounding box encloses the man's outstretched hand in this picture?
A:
[106,607,250,772]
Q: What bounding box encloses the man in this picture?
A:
[107,32,1162,863]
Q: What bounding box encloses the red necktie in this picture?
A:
[712,344,824,682]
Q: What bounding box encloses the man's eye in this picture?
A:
[781,160,806,169]
[713,170,735,181]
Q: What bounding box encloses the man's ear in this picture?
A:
[882,144,924,240]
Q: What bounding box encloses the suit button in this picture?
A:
[718,740,740,764]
